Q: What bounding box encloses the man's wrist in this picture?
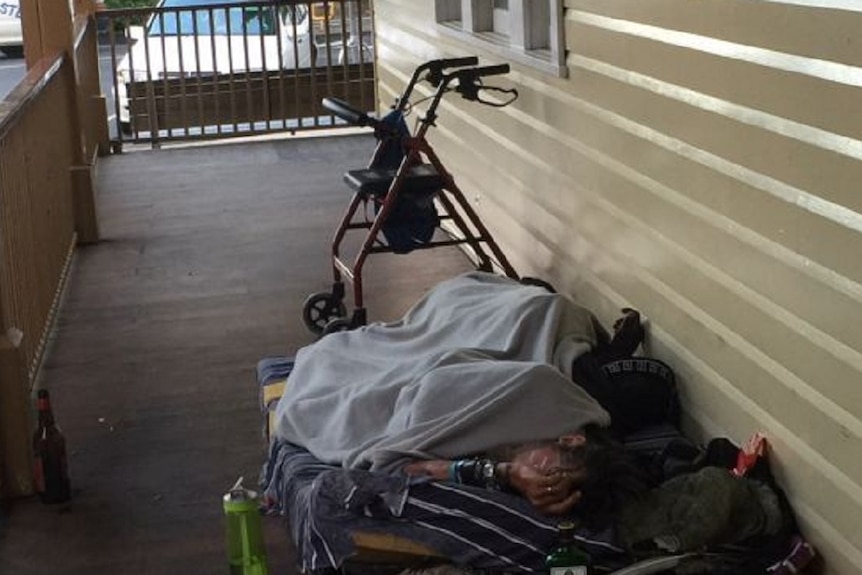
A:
[495,462,511,488]
[450,458,508,490]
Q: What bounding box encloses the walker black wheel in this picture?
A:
[302,292,347,335]
[321,317,353,337]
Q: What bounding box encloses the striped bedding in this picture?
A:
[259,439,629,573]
[256,355,692,573]
[257,358,813,575]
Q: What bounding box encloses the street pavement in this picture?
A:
[0,50,25,100]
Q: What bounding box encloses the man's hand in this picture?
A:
[403,458,584,516]
[507,461,583,516]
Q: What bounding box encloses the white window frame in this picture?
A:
[492,0,510,37]
[435,0,566,77]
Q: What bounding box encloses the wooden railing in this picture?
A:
[124,62,374,133]
[0,1,105,499]
[0,54,79,498]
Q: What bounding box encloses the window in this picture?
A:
[435,0,565,76]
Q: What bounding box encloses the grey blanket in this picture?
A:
[273,272,611,471]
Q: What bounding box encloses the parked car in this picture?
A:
[0,0,24,58]
[115,0,314,130]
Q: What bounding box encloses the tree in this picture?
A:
[104,0,157,8]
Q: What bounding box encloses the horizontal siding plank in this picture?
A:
[558,60,862,288]
[564,20,862,217]
[433,95,862,426]
[566,19,862,144]
[567,0,862,68]
[521,68,862,296]
[456,75,862,350]
[378,3,862,571]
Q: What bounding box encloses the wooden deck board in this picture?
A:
[0,134,473,575]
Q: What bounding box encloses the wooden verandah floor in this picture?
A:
[0,134,473,574]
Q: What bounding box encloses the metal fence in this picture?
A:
[98,0,375,147]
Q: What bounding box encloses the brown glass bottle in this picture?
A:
[545,521,592,575]
[32,389,71,504]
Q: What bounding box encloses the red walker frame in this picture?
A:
[302,57,520,335]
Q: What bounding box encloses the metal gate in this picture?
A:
[98,0,375,147]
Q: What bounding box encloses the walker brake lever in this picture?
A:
[424,56,480,87]
[455,80,519,108]
[474,86,519,108]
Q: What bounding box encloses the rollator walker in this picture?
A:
[302,57,520,335]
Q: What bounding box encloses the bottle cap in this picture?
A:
[223,477,259,512]
[36,389,51,410]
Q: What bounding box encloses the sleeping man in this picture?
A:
[273,271,615,472]
[264,271,790,573]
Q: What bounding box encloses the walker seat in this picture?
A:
[344,164,444,198]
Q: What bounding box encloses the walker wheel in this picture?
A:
[302,292,347,335]
[321,317,353,336]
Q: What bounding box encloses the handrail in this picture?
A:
[0,53,66,141]
[0,0,99,501]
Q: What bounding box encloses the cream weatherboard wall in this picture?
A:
[372,0,861,572]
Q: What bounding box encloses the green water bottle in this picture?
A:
[223,477,269,575]
[545,521,592,575]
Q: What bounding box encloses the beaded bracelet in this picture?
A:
[449,458,505,490]
[448,459,465,482]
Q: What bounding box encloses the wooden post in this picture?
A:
[18,0,100,244]
[79,1,112,158]
[20,0,74,67]
[18,0,41,68]
[0,334,35,498]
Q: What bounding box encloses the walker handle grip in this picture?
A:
[322,97,376,128]
[423,57,480,87]
[468,64,511,78]
[445,64,511,85]
[437,56,479,69]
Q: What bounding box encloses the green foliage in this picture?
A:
[103,0,158,30]
[104,0,158,8]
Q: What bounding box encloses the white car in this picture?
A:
[116,0,314,129]
[0,0,23,58]
[308,1,373,66]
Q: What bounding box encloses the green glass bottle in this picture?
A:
[544,521,592,575]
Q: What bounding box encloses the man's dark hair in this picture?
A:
[563,429,652,527]
[519,277,557,293]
